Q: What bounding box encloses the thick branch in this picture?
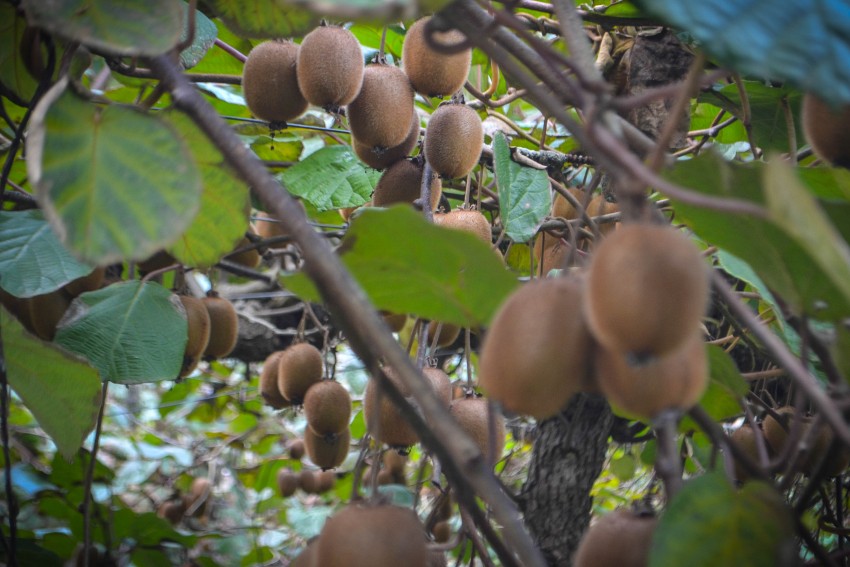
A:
[147,55,547,567]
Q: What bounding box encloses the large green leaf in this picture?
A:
[179,2,218,70]
[22,0,183,57]
[3,305,102,460]
[0,4,38,104]
[636,0,850,106]
[280,0,452,20]
[0,210,97,298]
[493,132,550,242]
[649,473,794,566]
[163,112,250,268]
[27,82,202,264]
[665,153,850,320]
[284,206,519,327]
[54,281,187,384]
[280,145,380,211]
[206,0,319,38]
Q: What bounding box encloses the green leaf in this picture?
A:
[54,281,187,384]
[206,0,319,38]
[280,0,452,21]
[635,0,850,106]
[493,132,550,242]
[665,152,850,320]
[163,112,250,268]
[284,206,519,327]
[0,539,62,567]
[700,82,803,152]
[280,145,379,211]
[0,4,38,104]
[111,509,196,546]
[27,82,202,264]
[649,473,794,567]
[179,3,218,70]
[3,305,102,460]
[0,210,97,298]
[22,0,183,57]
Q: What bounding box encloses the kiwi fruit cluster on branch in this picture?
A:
[176,293,240,378]
[259,342,324,407]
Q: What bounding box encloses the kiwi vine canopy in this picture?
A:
[635,0,850,106]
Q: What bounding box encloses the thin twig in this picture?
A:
[82,382,109,567]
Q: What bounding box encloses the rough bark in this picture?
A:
[520,394,614,566]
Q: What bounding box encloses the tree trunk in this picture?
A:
[520,394,613,566]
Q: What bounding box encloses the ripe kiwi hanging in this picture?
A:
[242,40,308,124]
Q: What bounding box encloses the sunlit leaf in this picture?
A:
[284,206,518,327]
[206,0,319,38]
[22,0,183,57]
[493,132,550,242]
[280,145,380,211]
[0,210,97,298]
[3,305,102,460]
[54,281,187,384]
[27,81,201,264]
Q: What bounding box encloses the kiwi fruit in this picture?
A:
[552,188,586,220]
[479,277,593,419]
[573,508,658,567]
[201,295,239,359]
[304,426,350,470]
[424,103,483,179]
[532,232,567,277]
[377,468,396,486]
[316,470,336,493]
[433,209,492,244]
[422,367,452,406]
[432,520,451,543]
[594,331,708,420]
[299,469,320,493]
[242,40,308,123]
[224,235,262,269]
[363,368,420,447]
[426,320,461,348]
[382,449,408,479]
[303,379,352,436]
[292,538,320,567]
[802,93,850,168]
[27,289,71,341]
[137,250,177,275]
[381,311,408,333]
[187,477,212,517]
[297,26,364,107]
[355,112,420,170]
[587,194,619,238]
[178,295,211,377]
[584,223,709,360]
[253,211,289,241]
[730,423,762,483]
[372,159,442,211]
[277,468,299,497]
[157,499,186,525]
[449,396,505,463]
[277,342,324,405]
[347,64,416,150]
[260,351,290,409]
[64,267,106,297]
[762,407,849,476]
[402,16,472,98]
[316,503,428,567]
[288,437,306,460]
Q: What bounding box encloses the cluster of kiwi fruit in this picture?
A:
[176,292,240,378]
[157,476,213,525]
[480,221,710,422]
[277,466,337,497]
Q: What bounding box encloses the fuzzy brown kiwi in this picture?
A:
[137,250,178,275]
[762,407,795,456]
[157,499,186,525]
[432,520,451,543]
[376,468,395,485]
[433,209,492,243]
[402,16,471,98]
[291,538,320,567]
[372,159,442,210]
[224,235,262,269]
[303,426,350,470]
[303,379,352,436]
[363,368,419,447]
[354,112,420,170]
[201,295,239,359]
[316,470,336,493]
[730,423,762,483]
[381,311,408,333]
[187,477,211,517]
[382,450,408,478]
[242,40,308,123]
[299,469,320,493]
[594,330,708,420]
[64,267,106,297]
[808,426,850,477]
[424,103,483,179]
[584,223,709,360]
[532,232,567,277]
[28,289,71,341]
[573,508,658,567]
[288,437,305,460]
[260,351,290,409]
[277,468,299,497]
[426,320,461,348]
[552,188,586,220]
[277,343,324,405]
[253,211,289,241]
[587,194,619,238]
[802,93,850,168]
[316,503,428,567]
[297,26,364,107]
[347,64,416,150]
[760,408,847,476]
[450,397,505,463]
[479,277,593,419]
[422,367,452,406]
[178,296,211,377]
